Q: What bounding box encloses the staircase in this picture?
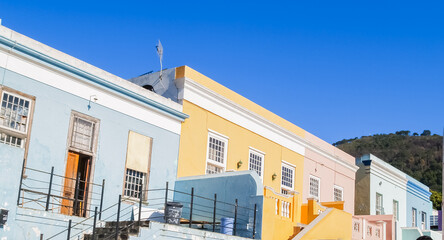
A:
[83,221,150,240]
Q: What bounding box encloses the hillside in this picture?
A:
[333,130,443,192]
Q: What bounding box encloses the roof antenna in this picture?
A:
[156,40,165,89]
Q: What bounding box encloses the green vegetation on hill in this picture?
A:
[333,130,443,209]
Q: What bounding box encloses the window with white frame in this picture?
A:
[206,131,228,174]
[281,161,295,194]
[376,193,383,215]
[333,185,343,201]
[421,212,426,230]
[0,91,33,148]
[393,200,399,221]
[309,175,320,199]
[412,208,417,227]
[124,169,146,200]
[248,148,264,178]
[70,116,96,152]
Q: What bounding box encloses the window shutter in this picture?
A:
[125,131,152,173]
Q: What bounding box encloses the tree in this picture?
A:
[430,190,442,210]
[413,132,419,136]
[396,130,410,136]
[421,130,431,136]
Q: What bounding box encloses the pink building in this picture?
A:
[353,215,396,240]
[302,132,358,214]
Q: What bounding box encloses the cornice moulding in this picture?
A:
[180,77,359,172]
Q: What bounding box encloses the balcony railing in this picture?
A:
[17,163,105,219]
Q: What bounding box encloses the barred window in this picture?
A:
[0,91,32,148]
[309,176,320,199]
[71,116,95,152]
[281,162,295,193]
[124,169,146,200]
[249,149,264,178]
[334,186,343,201]
[206,131,228,174]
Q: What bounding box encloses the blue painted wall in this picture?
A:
[0,67,182,239]
[173,171,263,239]
[405,175,432,229]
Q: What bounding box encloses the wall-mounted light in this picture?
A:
[237,160,243,169]
[272,173,277,181]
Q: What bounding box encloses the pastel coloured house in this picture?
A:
[129,66,358,239]
[0,24,188,239]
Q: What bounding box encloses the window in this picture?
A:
[124,169,146,199]
[393,200,399,221]
[281,161,295,194]
[0,90,33,148]
[248,148,264,178]
[123,131,152,201]
[70,116,96,152]
[206,131,228,174]
[376,193,383,215]
[333,185,343,201]
[309,175,320,199]
[367,226,372,236]
[412,208,417,227]
[421,212,426,230]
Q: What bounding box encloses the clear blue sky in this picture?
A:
[1,0,443,143]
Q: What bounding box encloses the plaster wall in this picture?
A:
[369,170,407,228]
[405,175,433,229]
[173,171,263,239]
[0,66,182,239]
[136,221,253,240]
[302,134,356,214]
[354,163,371,215]
[177,100,305,196]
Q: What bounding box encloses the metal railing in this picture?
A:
[45,182,258,239]
[17,162,105,219]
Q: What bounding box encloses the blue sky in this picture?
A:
[1,0,443,143]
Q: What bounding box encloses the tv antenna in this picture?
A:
[156,40,165,89]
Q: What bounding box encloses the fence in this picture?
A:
[45,182,258,239]
[17,163,105,219]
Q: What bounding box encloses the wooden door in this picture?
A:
[80,158,91,217]
[61,152,79,215]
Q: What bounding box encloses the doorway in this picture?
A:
[61,151,91,217]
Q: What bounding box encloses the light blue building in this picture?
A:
[405,175,433,230]
[355,154,436,239]
[0,23,188,239]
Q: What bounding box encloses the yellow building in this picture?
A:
[129,66,354,239]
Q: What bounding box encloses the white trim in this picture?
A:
[248,146,265,155]
[333,185,344,201]
[281,160,296,168]
[179,77,359,172]
[309,175,321,200]
[0,48,183,135]
[205,130,228,174]
[248,148,265,180]
[207,128,229,140]
[281,161,295,192]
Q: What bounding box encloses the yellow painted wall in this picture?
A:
[262,187,302,240]
[177,101,304,191]
[299,208,352,240]
[175,66,308,240]
[176,66,306,138]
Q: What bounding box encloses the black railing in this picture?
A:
[45,181,258,239]
[17,164,105,219]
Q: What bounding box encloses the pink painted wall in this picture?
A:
[303,132,357,214]
[355,215,396,240]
